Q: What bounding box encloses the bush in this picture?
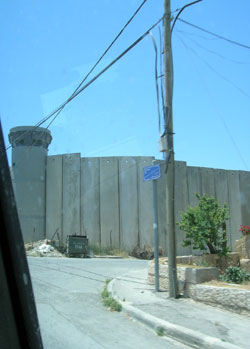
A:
[220,266,250,284]
[177,193,230,257]
[239,225,250,236]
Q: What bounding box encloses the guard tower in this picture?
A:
[9,126,52,243]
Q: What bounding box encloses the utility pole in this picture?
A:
[163,0,178,298]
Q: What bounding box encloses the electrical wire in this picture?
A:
[181,37,250,100]
[176,32,249,171]
[6,0,149,149]
[46,0,149,129]
[175,30,248,65]
[149,31,161,135]
[171,0,203,33]
[6,16,163,152]
[177,18,250,51]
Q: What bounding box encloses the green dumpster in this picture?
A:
[66,235,89,258]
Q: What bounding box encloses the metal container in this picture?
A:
[66,235,88,257]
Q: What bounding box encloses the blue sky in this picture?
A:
[1,0,249,170]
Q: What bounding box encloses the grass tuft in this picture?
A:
[101,280,122,312]
[89,244,129,258]
[156,327,165,336]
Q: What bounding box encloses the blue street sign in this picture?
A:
[143,164,161,181]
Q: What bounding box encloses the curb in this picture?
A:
[90,255,124,259]
[108,279,243,349]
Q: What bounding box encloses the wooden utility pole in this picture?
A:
[164,0,178,298]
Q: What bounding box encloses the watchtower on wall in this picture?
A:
[9,126,52,243]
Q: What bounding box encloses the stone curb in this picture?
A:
[108,279,243,349]
[90,255,124,259]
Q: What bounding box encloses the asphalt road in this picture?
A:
[28,257,190,349]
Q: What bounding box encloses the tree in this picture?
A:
[177,193,230,257]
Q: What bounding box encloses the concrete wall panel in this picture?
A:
[228,171,242,249]
[137,157,154,248]
[119,157,138,251]
[187,166,202,207]
[239,171,250,227]
[62,153,81,244]
[100,158,119,248]
[187,166,202,255]
[201,167,215,197]
[214,169,232,249]
[175,161,191,256]
[81,158,100,246]
[12,146,47,242]
[46,155,63,242]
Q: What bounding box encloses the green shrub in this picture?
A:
[219,266,250,284]
[177,193,230,257]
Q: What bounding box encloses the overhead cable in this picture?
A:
[178,18,250,50]
[46,0,149,129]
[33,17,164,128]
[149,31,161,135]
[171,0,203,33]
[6,0,149,150]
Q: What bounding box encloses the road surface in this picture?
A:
[28,257,190,349]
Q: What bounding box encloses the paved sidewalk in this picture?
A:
[108,268,250,349]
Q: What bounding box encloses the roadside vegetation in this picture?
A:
[177,193,230,257]
[101,280,122,312]
[89,245,129,258]
[219,266,250,284]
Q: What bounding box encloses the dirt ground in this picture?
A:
[203,280,250,291]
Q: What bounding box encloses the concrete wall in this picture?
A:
[46,155,63,242]
[44,155,250,255]
[81,158,100,245]
[9,126,52,243]
[119,157,139,251]
[10,126,250,253]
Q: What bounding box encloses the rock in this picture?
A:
[240,259,250,273]
[131,245,163,260]
[192,254,219,267]
[235,236,250,259]
[176,255,193,265]
[217,252,240,271]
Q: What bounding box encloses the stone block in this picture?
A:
[185,267,219,284]
[188,284,250,315]
[235,235,250,259]
[217,252,240,271]
[148,262,219,292]
[176,255,193,265]
[240,259,250,273]
[192,254,219,267]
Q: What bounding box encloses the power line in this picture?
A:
[42,17,163,125]
[180,35,250,100]
[176,29,248,64]
[178,18,250,50]
[171,0,203,33]
[6,0,149,149]
[6,16,163,151]
[149,31,161,135]
[175,32,249,171]
[46,0,149,129]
